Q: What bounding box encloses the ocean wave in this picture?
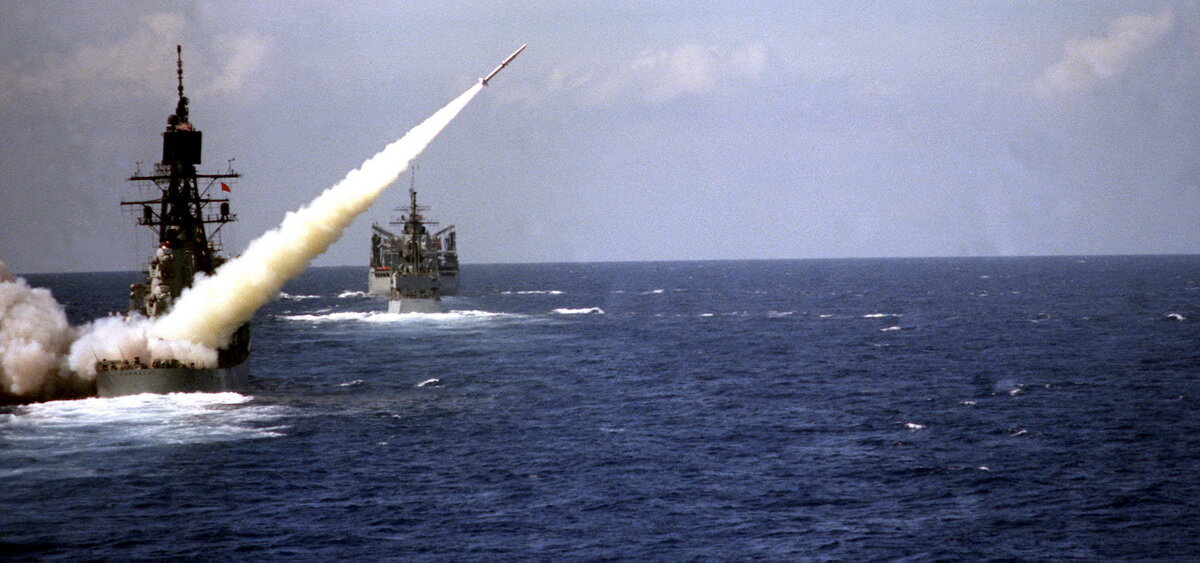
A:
[501,290,564,295]
[863,313,902,318]
[0,393,286,464]
[282,310,513,323]
[282,312,376,322]
[879,325,903,332]
[553,307,605,315]
[992,379,1022,395]
[338,290,368,298]
[278,292,320,300]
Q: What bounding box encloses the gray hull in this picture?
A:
[96,365,249,398]
[439,272,459,295]
[367,269,390,297]
[388,297,442,314]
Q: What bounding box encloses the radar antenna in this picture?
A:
[171,45,189,127]
[176,45,184,99]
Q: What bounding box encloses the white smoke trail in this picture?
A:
[152,82,483,348]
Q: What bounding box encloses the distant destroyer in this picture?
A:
[368,176,458,312]
[94,46,250,397]
[365,44,525,312]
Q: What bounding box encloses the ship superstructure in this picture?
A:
[368,177,457,312]
[94,46,250,397]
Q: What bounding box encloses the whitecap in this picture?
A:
[416,378,442,387]
[501,290,564,295]
[0,392,286,461]
[863,313,902,318]
[368,310,511,322]
[993,379,1021,394]
[338,379,364,387]
[879,325,902,332]
[278,292,320,300]
[1165,313,1186,321]
[904,422,925,430]
[282,310,511,323]
[282,311,374,322]
[337,290,368,298]
[641,289,665,295]
[553,307,604,315]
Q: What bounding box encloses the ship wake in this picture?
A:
[281,310,512,323]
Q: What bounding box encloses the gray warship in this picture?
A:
[94,46,250,397]
[368,179,458,313]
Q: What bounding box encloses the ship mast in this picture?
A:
[121,45,240,276]
[389,167,437,276]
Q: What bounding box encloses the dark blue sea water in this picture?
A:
[4,257,1200,559]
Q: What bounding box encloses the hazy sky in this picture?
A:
[3,1,1200,274]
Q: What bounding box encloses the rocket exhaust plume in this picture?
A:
[152,82,484,348]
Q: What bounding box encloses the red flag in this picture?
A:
[220,182,231,192]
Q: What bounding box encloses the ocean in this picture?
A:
[3,257,1200,558]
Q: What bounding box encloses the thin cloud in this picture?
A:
[0,13,269,105]
[205,33,271,97]
[1034,8,1174,98]
[526,42,767,107]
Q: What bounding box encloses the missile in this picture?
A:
[481,44,527,86]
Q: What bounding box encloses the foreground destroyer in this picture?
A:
[94,46,250,397]
[368,181,458,312]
